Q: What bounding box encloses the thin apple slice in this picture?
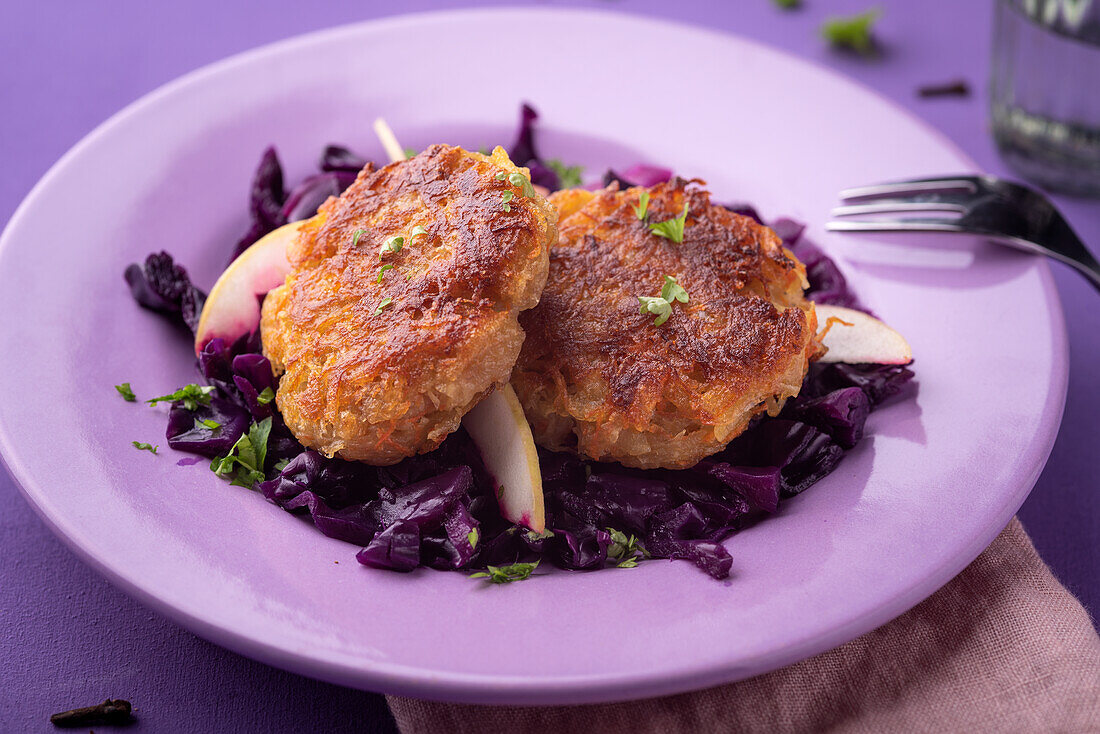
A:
[462,385,545,533]
[194,219,307,355]
[374,118,547,530]
[815,304,912,365]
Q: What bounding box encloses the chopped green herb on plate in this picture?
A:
[822,9,880,55]
[546,159,584,189]
[210,417,272,488]
[147,384,214,411]
[469,561,539,584]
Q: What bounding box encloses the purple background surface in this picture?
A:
[0,1,1096,731]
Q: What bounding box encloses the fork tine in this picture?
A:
[839,177,980,201]
[826,218,967,233]
[832,198,970,217]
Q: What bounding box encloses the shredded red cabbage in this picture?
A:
[603,164,674,189]
[319,144,369,173]
[507,104,567,192]
[125,105,915,580]
[228,145,371,263]
[124,252,207,333]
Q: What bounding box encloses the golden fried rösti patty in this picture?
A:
[512,179,818,470]
[261,144,556,464]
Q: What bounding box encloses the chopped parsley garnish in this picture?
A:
[198,419,221,430]
[380,236,404,257]
[352,229,367,247]
[639,276,690,327]
[648,202,689,243]
[638,297,672,326]
[377,264,394,283]
[467,528,479,549]
[373,297,393,317]
[773,0,800,8]
[210,417,272,488]
[409,225,428,238]
[147,384,214,411]
[822,9,880,54]
[508,172,536,198]
[115,383,137,402]
[633,191,650,221]
[404,147,417,159]
[469,560,539,584]
[273,458,290,473]
[607,528,648,568]
[661,275,689,304]
[257,387,275,405]
[132,441,158,454]
[498,170,535,212]
[546,159,584,189]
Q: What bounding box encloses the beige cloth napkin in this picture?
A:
[388,518,1100,733]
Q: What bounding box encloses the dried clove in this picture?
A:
[50,699,133,728]
[917,79,971,98]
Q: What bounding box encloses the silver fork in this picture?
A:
[827,175,1100,293]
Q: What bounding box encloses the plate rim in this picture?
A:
[0,6,1069,704]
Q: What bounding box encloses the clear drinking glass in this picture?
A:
[991,0,1100,196]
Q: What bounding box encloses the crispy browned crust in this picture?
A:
[261,144,556,464]
[512,178,817,469]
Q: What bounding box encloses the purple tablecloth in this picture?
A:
[1,1,1096,731]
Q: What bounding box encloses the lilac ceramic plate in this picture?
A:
[0,9,1066,705]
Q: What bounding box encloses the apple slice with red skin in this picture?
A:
[193,219,307,356]
[815,304,912,365]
